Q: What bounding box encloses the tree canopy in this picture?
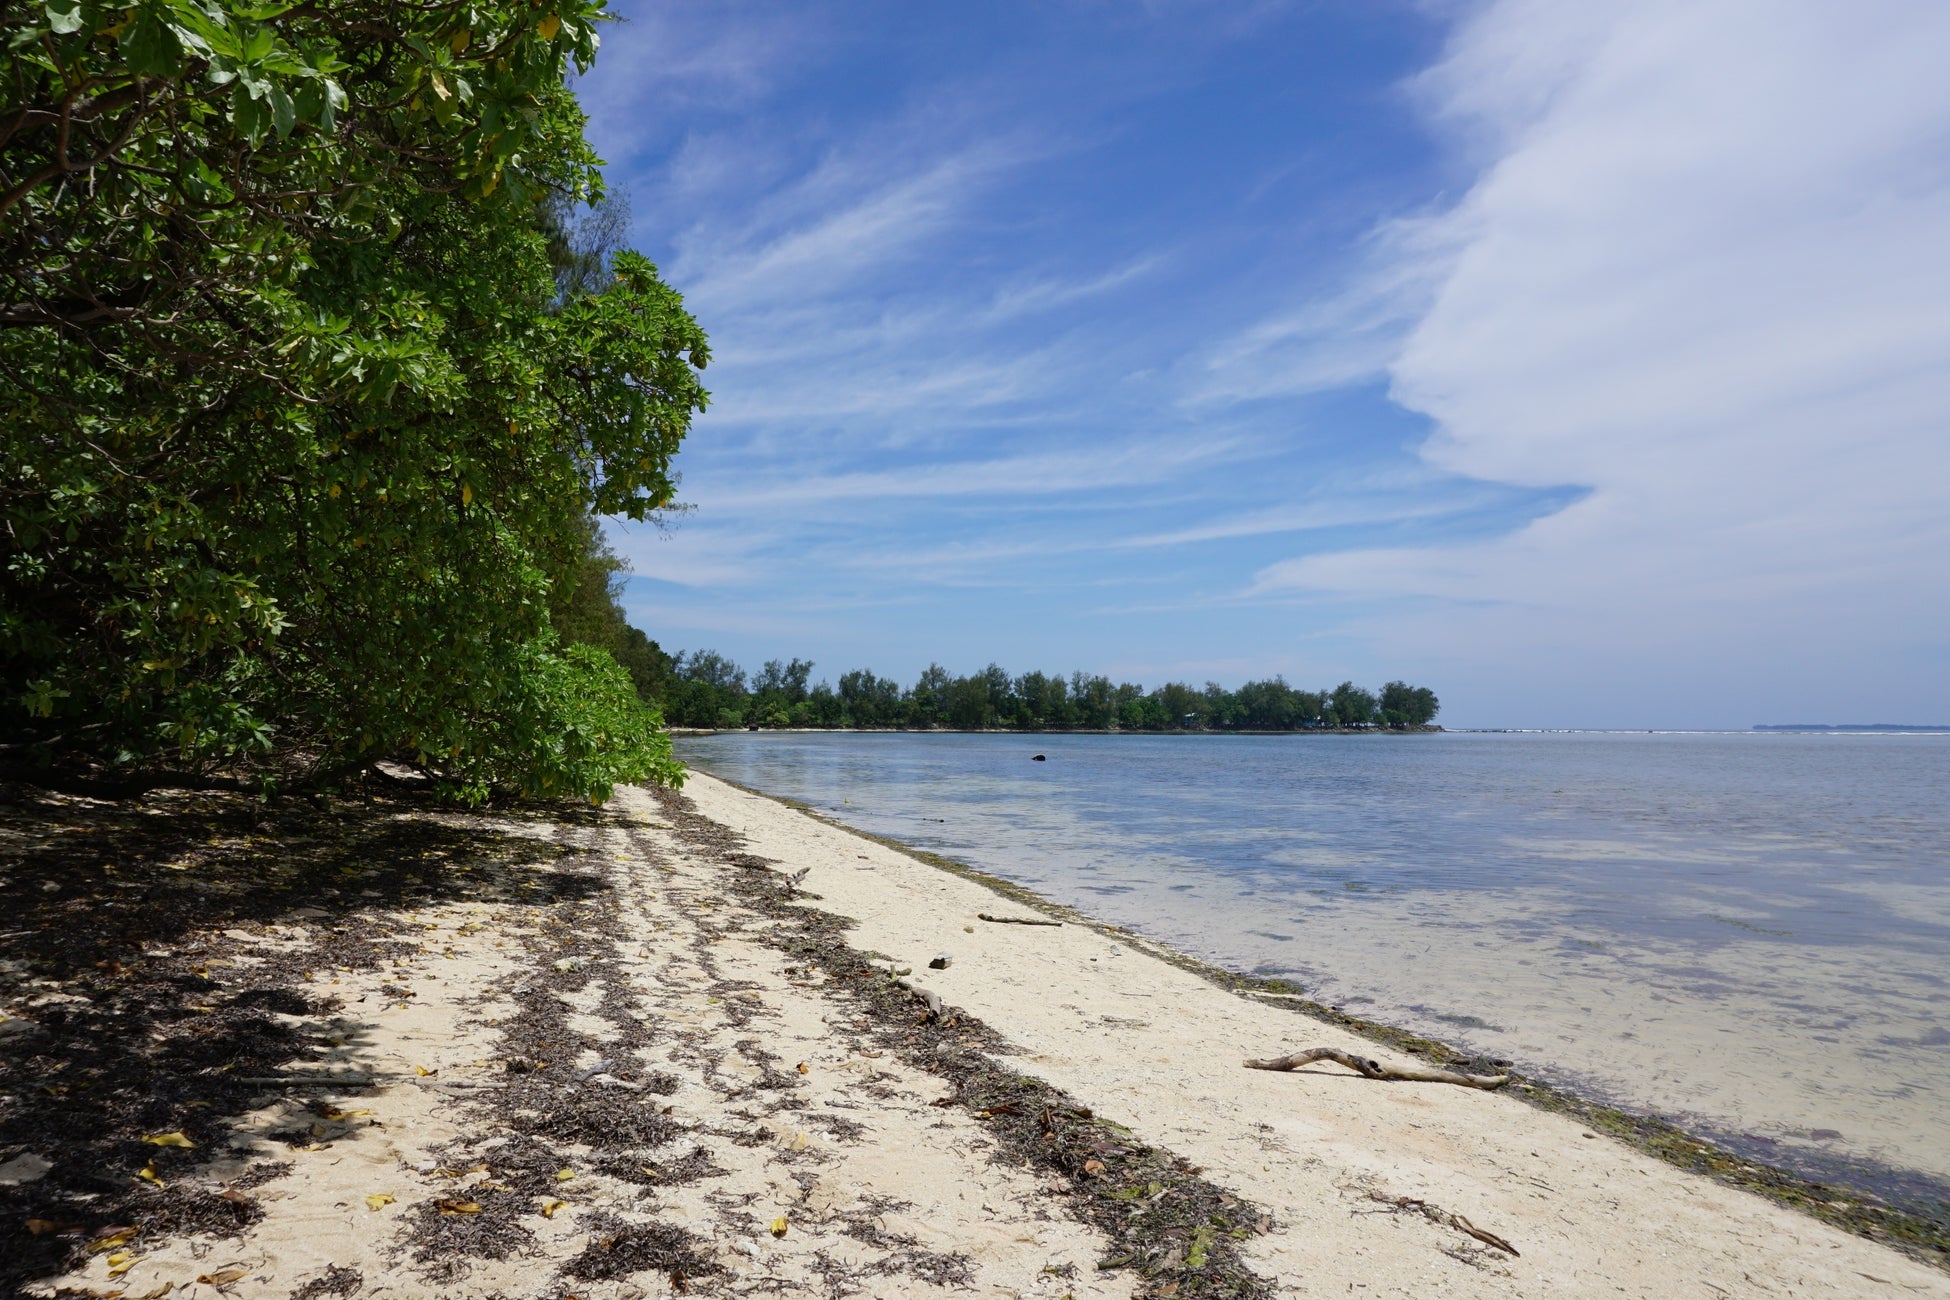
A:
[649,653,1440,733]
[1,0,707,801]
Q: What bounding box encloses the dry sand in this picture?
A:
[15,771,1948,1298]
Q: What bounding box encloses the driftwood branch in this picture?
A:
[977,912,1061,927]
[1243,1047,1510,1090]
[894,978,943,1019]
[1367,1192,1519,1256]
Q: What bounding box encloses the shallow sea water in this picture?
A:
[676,729,1950,1208]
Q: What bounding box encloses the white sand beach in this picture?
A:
[26,772,1949,1298]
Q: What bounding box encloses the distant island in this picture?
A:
[1754,724,1950,731]
[632,649,1439,733]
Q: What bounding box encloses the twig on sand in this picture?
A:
[1242,1047,1510,1091]
[231,1076,381,1087]
[229,1075,506,1091]
[1366,1191,1520,1257]
[976,912,1061,927]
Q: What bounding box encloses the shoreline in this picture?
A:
[691,765,1950,1259]
[5,772,1946,1297]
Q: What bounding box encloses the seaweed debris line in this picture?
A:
[4,774,1946,1300]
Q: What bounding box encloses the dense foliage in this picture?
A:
[1,0,706,800]
[647,652,1439,732]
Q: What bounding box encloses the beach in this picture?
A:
[6,771,1947,1298]
[677,728,1950,1206]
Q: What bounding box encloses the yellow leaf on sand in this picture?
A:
[197,1265,249,1285]
[106,1250,138,1277]
[365,1193,396,1211]
[770,1216,789,1238]
[415,1065,434,1077]
[796,1062,810,1075]
[136,1163,162,1185]
[537,13,561,39]
[142,1131,195,1148]
[555,1168,575,1183]
[437,1200,482,1215]
[89,1228,137,1251]
[541,1198,567,1218]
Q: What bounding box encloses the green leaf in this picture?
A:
[230,84,267,142]
[44,0,84,35]
[267,83,295,137]
[239,22,274,62]
[120,8,183,76]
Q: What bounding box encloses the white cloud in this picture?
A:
[675,146,1023,311]
[1254,0,1950,722]
[695,436,1242,510]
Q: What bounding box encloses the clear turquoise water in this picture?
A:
[675,729,1950,1208]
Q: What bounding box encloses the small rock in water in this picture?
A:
[1031,754,1046,761]
[928,953,953,970]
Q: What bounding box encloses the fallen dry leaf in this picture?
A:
[554,1168,575,1183]
[135,1284,174,1298]
[141,1131,195,1148]
[415,1065,434,1076]
[769,1216,789,1238]
[365,1192,396,1211]
[106,1250,137,1276]
[795,1062,810,1075]
[541,1198,568,1218]
[436,1200,482,1215]
[28,1218,82,1236]
[319,1107,371,1120]
[217,1188,251,1205]
[1083,1159,1107,1177]
[196,1265,249,1285]
[89,1227,137,1251]
[135,1163,162,1185]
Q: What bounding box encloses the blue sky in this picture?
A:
[578,1,1950,729]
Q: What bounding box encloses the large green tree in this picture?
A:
[1,0,707,800]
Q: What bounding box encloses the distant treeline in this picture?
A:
[625,649,1438,733]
